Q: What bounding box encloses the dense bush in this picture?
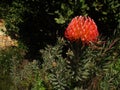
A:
[40,37,120,89]
[0,46,26,89]
[0,46,46,90]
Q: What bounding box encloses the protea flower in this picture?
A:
[65,16,99,44]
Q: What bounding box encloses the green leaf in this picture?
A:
[102,11,107,15]
[54,16,66,24]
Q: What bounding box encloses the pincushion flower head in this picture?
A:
[65,16,99,44]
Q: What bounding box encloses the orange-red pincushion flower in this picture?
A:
[65,16,99,44]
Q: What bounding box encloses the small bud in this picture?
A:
[52,61,57,67]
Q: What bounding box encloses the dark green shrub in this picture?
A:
[0,46,46,90]
[0,46,26,90]
[40,36,120,89]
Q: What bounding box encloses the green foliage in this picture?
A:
[32,77,46,90]
[87,0,120,31]
[54,0,89,24]
[91,0,120,20]
[100,59,120,90]
[10,59,42,90]
[0,47,25,74]
[0,47,26,90]
[0,0,27,38]
[0,46,46,90]
[99,38,120,89]
[40,38,72,90]
[40,36,120,89]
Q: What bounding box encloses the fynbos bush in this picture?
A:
[40,15,120,89]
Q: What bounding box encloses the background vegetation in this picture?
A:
[0,0,120,90]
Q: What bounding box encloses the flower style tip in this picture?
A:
[65,16,99,44]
